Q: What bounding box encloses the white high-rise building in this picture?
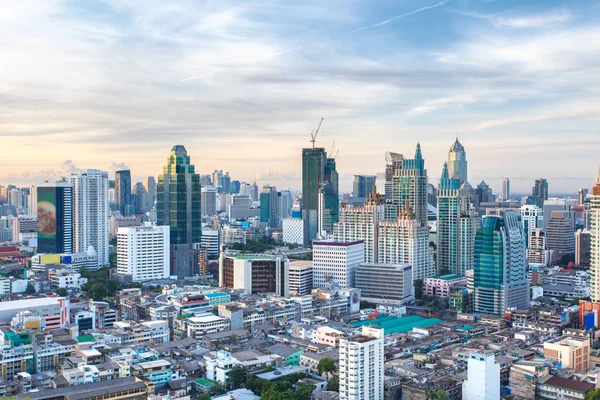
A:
[69,169,109,268]
[520,204,544,245]
[334,195,385,263]
[462,353,500,400]
[117,225,170,282]
[377,214,435,281]
[312,241,364,288]
[283,218,304,246]
[590,168,600,302]
[201,187,218,216]
[288,261,313,296]
[502,178,510,200]
[339,326,384,400]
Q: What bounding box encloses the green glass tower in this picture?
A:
[157,145,201,278]
[391,143,428,226]
[302,147,327,243]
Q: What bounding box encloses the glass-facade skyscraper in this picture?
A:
[391,143,428,226]
[157,145,201,278]
[447,138,467,185]
[36,181,73,254]
[473,210,529,315]
[115,170,132,216]
[302,147,327,243]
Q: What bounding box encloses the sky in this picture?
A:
[1,0,599,194]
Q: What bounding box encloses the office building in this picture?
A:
[249,181,259,202]
[377,212,435,281]
[355,263,413,304]
[288,261,313,296]
[462,353,500,400]
[35,182,73,254]
[318,182,338,236]
[543,336,590,372]
[312,241,364,289]
[109,215,141,240]
[69,169,109,268]
[283,217,304,246]
[532,178,549,207]
[334,194,385,263]
[546,210,576,261]
[473,211,529,315]
[526,229,552,266]
[115,170,132,216]
[131,182,147,214]
[476,180,494,205]
[353,175,377,198]
[502,178,510,200]
[157,145,201,278]
[302,147,331,243]
[219,255,289,296]
[579,188,589,205]
[12,215,37,244]
[339,326,384,400]
[260,186,279,228]
[117,225,170,281]
[384,152,403,200]
[424,274,467,297]
[576,229,591,267]
[145,176,156,211]
[201,187,217,216]
[519,204,543,245]
[437,162,478,276]
[390,143,428,226]
[542,198,571,230]
[447,138,467,185]
[591,168,600,302]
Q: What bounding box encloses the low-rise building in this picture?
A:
[543,336,590,372]
[537,375,594,400]
[424,274,467,297]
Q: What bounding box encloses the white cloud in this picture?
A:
[494,11,572,28]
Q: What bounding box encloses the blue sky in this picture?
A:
[1,0,599,194]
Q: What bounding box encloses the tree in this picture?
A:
[25,282,36,295]
[439,268,451,275]
[317,357,337,376]
[327,376,339,392]
[56,287,68,297]
[431,390,450,400]
[196,393,211,400]
[296,381,315,400]
[414,279,424,300]
[226,365,246,389]
[586,389,600,400]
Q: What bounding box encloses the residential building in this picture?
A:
[462,353,500,400]
[537,376,594,399]
[447,138,467,185]
[312,241,364,289]
[109,215,141,240]
[69,169,109,268]
[117,225,170,281]
[355,263,413,304]
[145,176,156,211]
[0,330,34,380]
[543,336,590,372]
[531,178,549,208]
[353,175,377,198]
[520,204,544,245]
[334,194,385,263]
[473,211,530,315]
[576,229,591,266]
[390,143,428,226]
[219,254,289,296]
[288,261,313,296]
[591,168,600,302]
[115,170,132,216]
[526,229,552,266]
[377,212,435,281]
[509,360,549,400]
[502,178,510,200]
[543,198,571,230]
[36,181,73,254]
[185,314,230,340]
[424,274,467,297]
[157,145,201,278]
[283,217,304,246]
[339,327,384,400]
[12,215,37,244]
[437,161,478,275]
[131,360,172,387]
[132,182,147,214]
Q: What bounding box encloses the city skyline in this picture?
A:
[3,0,600,192]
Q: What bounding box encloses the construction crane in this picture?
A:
[310,118,324,149]
[201,219,220,276]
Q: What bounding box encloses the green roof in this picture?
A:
[351,314,443,334]
[77,335,95,343]
[194,378,216,387]
[438,274,463,281]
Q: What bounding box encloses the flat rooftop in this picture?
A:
[0,297,62,313]
[20,376,147,400]
[351,314,443,334]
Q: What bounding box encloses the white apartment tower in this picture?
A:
[68,169,109,268]
[339,326,384,400]
[520,204,544,245]
[312,241,364,288]
[333,194,385,263]
[462,353,500,400]
[377,212,435,281]
[288,261,313,296]
[590,168,600,302]
[117,225,170,281]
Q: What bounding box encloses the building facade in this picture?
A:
[339,327,384,400]
[117,225,170,281]
[312,241,364,289]
[36,181,73,254]
[219,255,289,296]
[447,138,467,185]
[462,353,500,400]
[355,263,413,304]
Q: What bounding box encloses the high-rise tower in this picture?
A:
[502,178,510,200]
[589,168,600,302]
[36,181,73,254]
[391,143,428,226]
[448,138,467,185]
[115,170,132,216]
[302,147,327,243]
[157,145,201,278]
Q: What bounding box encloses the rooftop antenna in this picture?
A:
[310,118,324,149]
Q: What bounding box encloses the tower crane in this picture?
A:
[310,118,324,149]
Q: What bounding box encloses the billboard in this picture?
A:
[37,187,57,252]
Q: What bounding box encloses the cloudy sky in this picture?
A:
[1,0,599,194]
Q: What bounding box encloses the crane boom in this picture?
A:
[310,118,324,149]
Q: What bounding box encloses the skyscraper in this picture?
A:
[546,210,576,263]
[391,143,428,226]
[579,188,589,205]
[260,185,279,228]
[145,176,156,211]
[353,175,377,198]
[473,210,529,315]
[436,162,478,276]
[36,181,73,254]
[115,170,132,216]
[302,147,327,243]
[133,182,147,214]
[69,169,109,268]
[519,204,544,245]
[157,145,201,278]
[318,182,339,236]
[502,178,510,200]
[339,327,384,400]
[531,178,549,207]
[447,138,467,185]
